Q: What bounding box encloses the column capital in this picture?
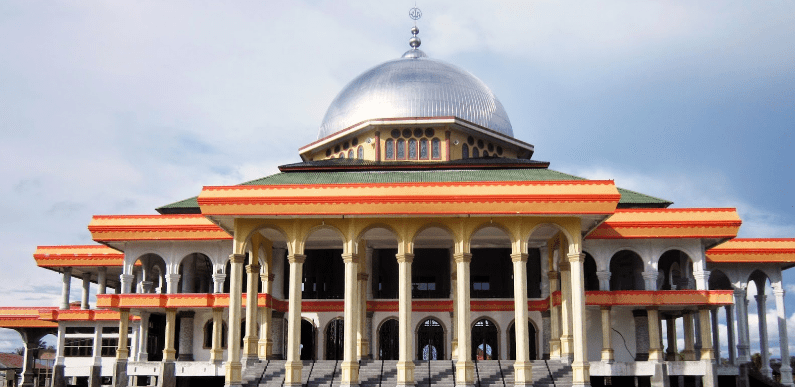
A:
[774,287,786,297]
[596,271,611,281]
[229,253,246,264]
[511,252,528,262]
[396,253,414,264]
[341,253,359,264]
[453,252,472,263]
[267,274,275,281]
[165,273,181,282]
[97,266,107,273]
[558,260,570,271]
[600,305,612,311]
[246,264,261,274]
[693,270,710,282]
[212,273,226,282]
[567,252,585,263]
[755,294,767,303]
[287,254,306,264]
[357,273,369,281]
[548,271,559,280]
[734,287,747,297]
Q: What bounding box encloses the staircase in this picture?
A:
[243,359,571,387]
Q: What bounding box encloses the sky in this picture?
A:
[0,1,793,356]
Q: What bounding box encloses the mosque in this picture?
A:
[1,20,794,387]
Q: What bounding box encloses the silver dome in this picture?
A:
[318,49,513,139]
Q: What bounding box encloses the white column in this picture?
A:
[734,288,751,363]
[61,267,72,310]
[511,252,532,385]
[601,306,614,362]
[225,253,245,386]
[285,253,306,386]
[163,309,177,361]
[682,312,696,361]
[120,273,134,294]
[756,294,772,377]
[341,253,360,386]
[596,271,611,291]
[774,287,794,386]
[210,308,224,363]
[450,251,458,361]
[97,267,107,295]
[568,252,590,387]
[212,273,226,294]
[396,252,415,387]
[548,271,561,359]
[725,305,736,365]
[643,271,660,291]
[559,261,573,361]
[455,252,475,386]
[711,309,720,361]
[165,273,181,294]
[137,312,150,361]
[243,262,260,362]
[81,273,91,309]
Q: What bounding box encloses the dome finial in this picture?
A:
[408,6,422,50]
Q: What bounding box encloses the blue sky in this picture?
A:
[0,1,793,355]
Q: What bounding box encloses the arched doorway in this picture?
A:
[508,321,537,360]
[417,318,444,360]
[300,319,316,360]
[325,318,344,360]
[472,319,498,360]
[379,319,399,360]
[609,250,645,290]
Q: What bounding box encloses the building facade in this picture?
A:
[1,27,794,387]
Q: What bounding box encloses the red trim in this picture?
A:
[92,214,208,220]
[89,225,225,232]
[202,180,618,191]
[598,221,743,228]
[725,238,795,242]
[613,208,738,214]
[199,194,622,206]
[374,131,381,161]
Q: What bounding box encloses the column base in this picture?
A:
[159,361,176,387]
[681,349,696,361]
[648,349,664,362]
[396,360,415,385]
[89,364,101,387]
[341,360,360,385]
[650,362,669,387]
[284,360,303,386]
[455,360,475,386]
[601,349,614,363]
[224,361,242,385]
[700,349,715,361]
[210,350,223,363]
[779,365,794,387]
[113,360,128,387]
[177,353,194,361]
[513,361,533,386]
[258,339,272,360]
[52,365,66,387]
[571,361,590,386]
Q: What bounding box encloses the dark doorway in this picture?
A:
[508,321,537,360]
[373,249,398,299]
[300,319,316,360]
[472,319,498,360]
[379,319,399,360]
[325,319,344,360]
[411,249,450,299]
[417,318,444,360]
[147,314,166,361]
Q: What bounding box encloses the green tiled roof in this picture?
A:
[156,169,672,213]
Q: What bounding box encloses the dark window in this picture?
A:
[379,319,399,360]
[408,139,417,159]
[417,319,444,360]
[413,128,423,137]
[472,319,498,360]
[477,139,484,148]
[432,138,441,159]
[391,129,400,138]
[100,338,131,357]
[473,148,480,158]
[284,249,345,299]
[462,144,469,159]
[325,319,344,360]
[487,143,494,152]
[497,146,503,155]
[385,139,394,159]
[424,128,434,137]
[64,338,93,357]
[467,136,475,145]
[66,327,95,334]
[334,145,341,153]
[325,149,331,157]
[343,141,349,150]
[347,149,353,159]
[352,137,359,146]
[402,129,412,138]
[357,146,363,159]
[339,153,345,158]
[419,139,428,159]
[397,139,406,159]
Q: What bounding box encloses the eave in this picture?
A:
[706,238,795,264]
[587,208,741,245]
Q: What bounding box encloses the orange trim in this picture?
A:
[706,238,795,263]
[589,207,741,240]
[89,214,231,242]
[585,290,733,306]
